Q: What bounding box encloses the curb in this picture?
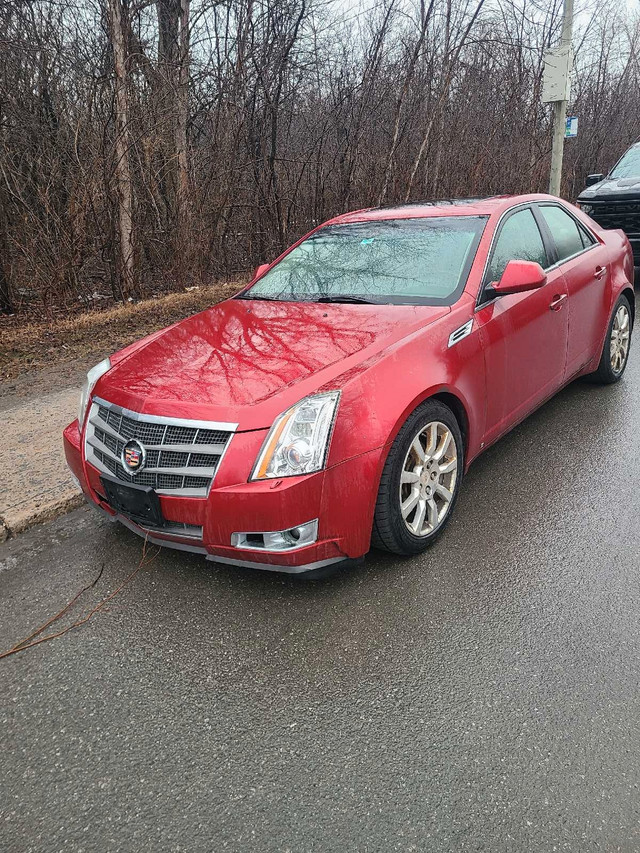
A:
[0,491,85,542]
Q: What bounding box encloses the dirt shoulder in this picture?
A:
[0,281,242,398]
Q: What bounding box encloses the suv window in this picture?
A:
[610,144,640,179]
[539,205,588,262]
[486,208,548,284]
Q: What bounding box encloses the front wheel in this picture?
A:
[372,400,463,556]
[587,294,633,384]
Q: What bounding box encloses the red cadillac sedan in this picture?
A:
[64,194,635,576]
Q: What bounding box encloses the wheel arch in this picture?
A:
[375,385,472,482]
[622,287,635,326]
[430,391,469,463]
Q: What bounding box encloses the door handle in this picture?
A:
[549,293,567,311]
[594,266,607,280]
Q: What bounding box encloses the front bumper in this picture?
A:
[64,419,381,573]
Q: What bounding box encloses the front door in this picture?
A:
[475,206,569,447]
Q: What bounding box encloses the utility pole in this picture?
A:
[548,0,574,196]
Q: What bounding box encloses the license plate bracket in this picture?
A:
[100,476,164,528]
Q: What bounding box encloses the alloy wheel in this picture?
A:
[399,421,458,537]
[610,304,631,374]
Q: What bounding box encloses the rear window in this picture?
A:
[242,216,487,306]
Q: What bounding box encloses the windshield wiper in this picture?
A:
[315,295,377,304]
[236,293,283,301]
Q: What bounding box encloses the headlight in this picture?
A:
[578,203,593,215]
[251,391,341,480]
[78,357,111,426]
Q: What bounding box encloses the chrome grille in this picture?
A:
[190,452,220,467]
[160,450,190,468]
[85,397,237,497]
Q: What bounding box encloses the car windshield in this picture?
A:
[610,145,640,179]
[241,216,487,305]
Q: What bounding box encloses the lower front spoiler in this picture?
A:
[98,505,350,576]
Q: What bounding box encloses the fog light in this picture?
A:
[231,519,318,551]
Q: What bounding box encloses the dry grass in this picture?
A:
[0,281,242,381]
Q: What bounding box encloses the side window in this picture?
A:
[577,221,596,249]
[539,205,587,261]
[486,208,548,284]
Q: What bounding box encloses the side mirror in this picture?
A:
[493,260,547,296]
[585,173,604,187]
[252,263,269,281]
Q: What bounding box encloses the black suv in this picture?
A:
[577,142,640,268]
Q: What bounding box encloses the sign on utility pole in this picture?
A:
[565,117,578,138]
[542,0,574,196]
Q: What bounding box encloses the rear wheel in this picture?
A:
[588,294,632,384]
[372,400,463,556]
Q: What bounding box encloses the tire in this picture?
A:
[587,293,633,384]
[372,399,464,556]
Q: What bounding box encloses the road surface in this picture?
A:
[2,323,640,852]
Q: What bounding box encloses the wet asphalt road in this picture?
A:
[2,322,640,853]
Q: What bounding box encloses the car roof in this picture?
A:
[329,193,561,224]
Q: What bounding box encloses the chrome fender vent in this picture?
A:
[448,319,473,348]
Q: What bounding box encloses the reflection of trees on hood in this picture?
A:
[121,301,379,404]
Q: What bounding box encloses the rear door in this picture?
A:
[475,205,569,446]
[536,202,609,378]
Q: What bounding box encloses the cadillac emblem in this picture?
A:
[121,439,146,474]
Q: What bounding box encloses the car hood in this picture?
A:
[578,175,640,202]
[96,298,450,430]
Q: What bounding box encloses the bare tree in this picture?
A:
[108,0,136,298]
[0,0,638,315]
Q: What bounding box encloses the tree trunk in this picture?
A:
[175,0,190,257]
[156,0,179,221]
[0,182,12,313]
[0,243,12,315]
[108,0,135,299]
